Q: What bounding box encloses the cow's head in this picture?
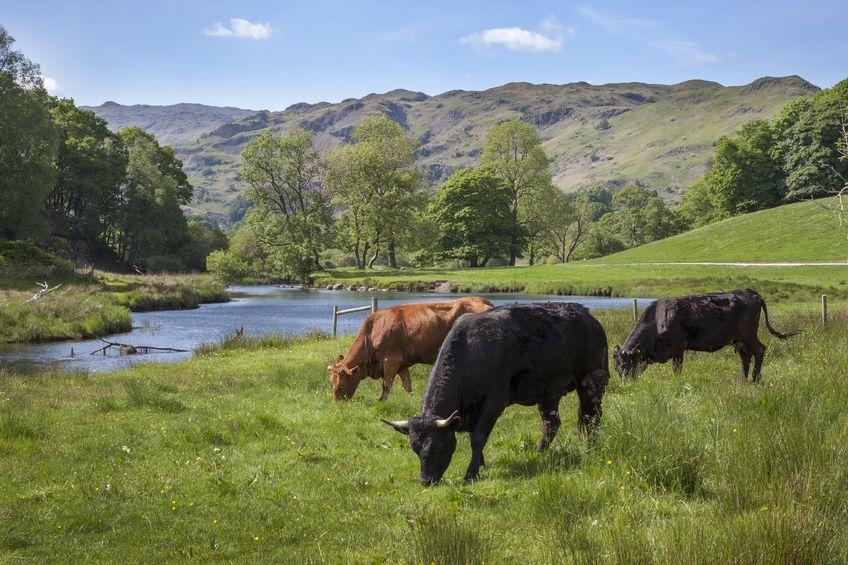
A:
[328,355,365,401]
[613,345,644,379]
[382,411,462,485]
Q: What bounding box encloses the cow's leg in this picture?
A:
[535,397,561,452]
[735,341,752,381]
[672,353,684,375]
[378,358,402,401]
[751,339,767,383]
[464,405,504,483]
[398,367,413,394]
[577,370,608,447]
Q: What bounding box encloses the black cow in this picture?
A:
[381,303,609,485]
[613,289,799,381]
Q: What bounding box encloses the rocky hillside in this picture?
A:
[81,101,257,147]
[87,76,818,224]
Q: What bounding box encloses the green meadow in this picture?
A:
[1,303,846,562]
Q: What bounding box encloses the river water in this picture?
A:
[0,286,652,373]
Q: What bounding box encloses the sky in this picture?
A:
[3,0,847,110]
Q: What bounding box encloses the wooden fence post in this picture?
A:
[632,298,638,322]
[371,297,378,314]
[822,294,828,325]
[332,305,339,338]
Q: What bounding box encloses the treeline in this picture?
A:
[0,27,224,271]
[209,115,685,282]
[681,78,848,227]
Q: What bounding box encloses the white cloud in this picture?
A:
[578,6,728,65]
[461,16,572,53]
[42,76,61,95]
[203,18,273,39]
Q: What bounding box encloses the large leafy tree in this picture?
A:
[0,26,57,239]
[773,80,848,200]
[480,119,551,265]
[681,120,784,227]
[542,191,596,263]
[46,98,127,248]
[430,168,515,267]
[240,129,332,280]
[113,127,193,269]
[328,115,420,269]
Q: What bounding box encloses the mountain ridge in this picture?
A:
[85,76,819,224]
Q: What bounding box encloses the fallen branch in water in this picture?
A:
[26,281,62,302]
[89,339,189,356]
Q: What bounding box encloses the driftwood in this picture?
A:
[26,281,62,302]
[90,338,188,356]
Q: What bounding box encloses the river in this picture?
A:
[0,286,652,373]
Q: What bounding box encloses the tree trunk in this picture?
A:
[480,255,490,267]
[469,255,478,268]
[367,248,380,269]
[312,249,323,271]
[387,241,397,268]
[357,242,368,269]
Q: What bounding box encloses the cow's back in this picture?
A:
[423,303,607,412]
[366,298,493,366]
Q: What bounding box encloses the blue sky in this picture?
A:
[4,0,846,110]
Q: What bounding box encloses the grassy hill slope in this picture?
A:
[601,200,848,264]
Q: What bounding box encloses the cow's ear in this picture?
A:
[335,354,344,363]
[381,418,410,435]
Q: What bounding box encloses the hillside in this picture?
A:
[81,101,258,147]
[87,76,818,223]
[599,199,848,263]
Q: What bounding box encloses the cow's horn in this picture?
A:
[435,410,461,429]
[381,418,410,435]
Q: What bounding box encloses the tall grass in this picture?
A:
[0,285,131,343]
[0,272,229,343]
[0,305,845,561]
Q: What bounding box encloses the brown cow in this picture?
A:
[328,297,493,401]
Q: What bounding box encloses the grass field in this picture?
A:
[1,304,846,562]
[314,200,848,301]
[315,262,847,302]
[601,199,848,264]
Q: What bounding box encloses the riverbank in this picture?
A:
[0,272,229,344]
[312,261,848,301]
[0,305,844,561]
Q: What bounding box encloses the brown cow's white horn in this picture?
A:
[381,418,410,435]
[435,410,461,429]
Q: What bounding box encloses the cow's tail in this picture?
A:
[755,291,801,340]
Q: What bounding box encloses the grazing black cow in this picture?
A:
[381,303,609,485]
[613,289,799,381]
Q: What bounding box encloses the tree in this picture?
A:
[328,115,420,269]
[113,127,193,269]
[0,26,57,239]
[681,120,784,226]
[773,80,848,200]
[46,98,127,249]
[542,192,596,263]
[608,186,684,248]
[480,119,551,265]
[430,168,515,267]
[239,129,332,280]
